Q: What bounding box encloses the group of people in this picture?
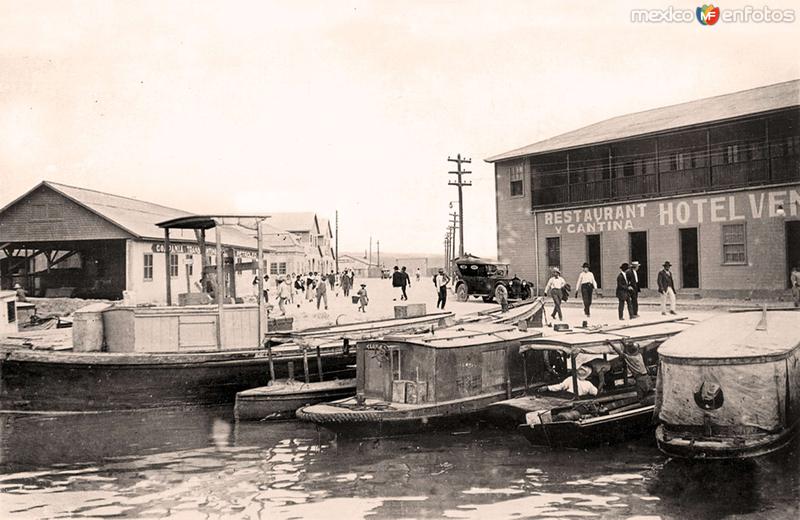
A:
[252,268,369,315]
[543,259,679,322]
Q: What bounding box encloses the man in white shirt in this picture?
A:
[575,262,599,317]
[544,267,567,321]
[537,365,598,396]
[434,268,450,309]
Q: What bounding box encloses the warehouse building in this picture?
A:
[0,182,336,304]
[487,79,800,298]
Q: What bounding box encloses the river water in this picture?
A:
[0,407,797,519]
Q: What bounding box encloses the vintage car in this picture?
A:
[452,255,530,302]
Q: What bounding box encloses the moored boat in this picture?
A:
[487,320,694,449]
[296,322,542,437]
[235,377,356,421]
[655,309,800,460]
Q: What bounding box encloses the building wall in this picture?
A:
[497,179,800,297]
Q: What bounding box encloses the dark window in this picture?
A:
[279,262,287,274]
[722,224,746,264]
[143,253,153,281]
[510,165,524,197]
[546,237,561,270]
[7,301,16,323]
[270,263,279,275]
[169,254,179,278]
[186,255,193,276]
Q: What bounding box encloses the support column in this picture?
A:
[164,228,172,306]
[256,219,265,348]
[215,224,224,349]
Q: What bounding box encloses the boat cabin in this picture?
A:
[355,323,541,405]
[0,290,17,335]
[656,310,800,458]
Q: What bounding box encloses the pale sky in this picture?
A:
[1,0,798,256]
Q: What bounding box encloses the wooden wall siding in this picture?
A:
[0,185,131,242]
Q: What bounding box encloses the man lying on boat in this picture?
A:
[535,365,598,397]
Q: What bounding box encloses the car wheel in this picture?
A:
[455,283,469,302]
[495,284,507,302]
[482,295,494,303]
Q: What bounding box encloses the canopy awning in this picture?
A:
[157,215,272,230]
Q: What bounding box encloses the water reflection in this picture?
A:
[0,408,797,519]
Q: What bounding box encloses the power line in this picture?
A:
[447,154,471,257]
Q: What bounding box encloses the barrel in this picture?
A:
[72,303,112,352]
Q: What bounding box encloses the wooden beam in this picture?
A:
[164,228,172,306]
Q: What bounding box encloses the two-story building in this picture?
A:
[488,79,800,298]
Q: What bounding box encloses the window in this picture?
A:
[143,253,153,281]
[726,144,740,164]
[546,237,561,270]
[186,255,193,276]
[722,224,746,264]
[7,301,16,323]
[270,262,279,275]
[169,254,179,278]
[31,204,47,221]
[278,262,287,274]
[510,164,524,197]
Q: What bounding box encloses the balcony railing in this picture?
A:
[531,154,799,209]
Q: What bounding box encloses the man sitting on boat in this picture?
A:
[609,340,654,402]
[535,365,598,397]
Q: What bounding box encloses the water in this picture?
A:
[0,407,797,519]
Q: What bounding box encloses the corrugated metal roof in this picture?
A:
[486,79,800,163]
[266,212,320,234]
[43,182,259,250]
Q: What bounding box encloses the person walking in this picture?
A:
[294,275,304,307]
[496,283,509,312]
[544,268,566,321]
[626,261,641,318]
[341,270,352,297]
[657,261,678,315]
[616,263,634,321]
[305,272,315,302]
[415,267,421,283]
[574,262,598,318]
[400,266,411,301]
[315,275,328,310]
[391,266,404,301]
[357,283,369,312]
[792,265,800,308]
[328,270,336,291]
[434,268,450,309]
[277,276,292,315]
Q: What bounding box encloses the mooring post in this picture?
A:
[316,345,324,382]
[302,347,310,384]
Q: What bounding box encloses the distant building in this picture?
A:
[266,212,336,274]
[337,254,372,278]
[487,79,800,298]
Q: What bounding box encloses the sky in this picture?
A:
[1,0,798,257]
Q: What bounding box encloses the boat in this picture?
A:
[296,322,543,437]
[655,309,800,460]
[486,319,694,449]
[235,377,356,421]
[0,215,451,413]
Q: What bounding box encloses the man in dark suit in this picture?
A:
[616,263,633,321]
[626,261,641,318]
[657,261,678,315]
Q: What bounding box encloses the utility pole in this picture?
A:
[377,240,380,269]
[335,210,339,274]
[444,233,450,271]
[448,154,471,257]
[449,212,459,260]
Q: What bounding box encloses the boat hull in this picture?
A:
[655,422,799,460]
[234,379,356,421]
[518,405,655,449]
[0,350,355,412]
[296,391,519,438]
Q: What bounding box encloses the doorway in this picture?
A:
[586,234,602,288]
[679,228,699,289]
[628,231,648,288]
[787,222,800,288]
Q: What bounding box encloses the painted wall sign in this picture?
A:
[541,188,800,234]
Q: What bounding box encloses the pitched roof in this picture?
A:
[319,217,333,237]
[486,79,800,163]
[266,212,320,234]
[25,181,259,249]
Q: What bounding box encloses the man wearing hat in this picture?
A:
[626,261,641,318]
[536,364,598,396]
[610,340,654,401]
[433,268,450,309]
[616,263,633,321]
[543,267,567,321]
[357,283,369,312]
[657,261,677,315]
[574,262,598,317]
[13,283,27,302]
